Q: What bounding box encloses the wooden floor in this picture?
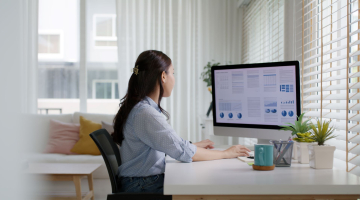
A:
[172,195,360,200]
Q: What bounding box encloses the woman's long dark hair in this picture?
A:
[112,50,171,146]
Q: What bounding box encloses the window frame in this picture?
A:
[38,29,64,60]
[92,79,118,99]
[93,14,117,49]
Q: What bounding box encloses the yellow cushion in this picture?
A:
[71,116,102,155]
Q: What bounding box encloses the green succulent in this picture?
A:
[293,132,315,143]
[309,119,337,146]
[279,113,311,138]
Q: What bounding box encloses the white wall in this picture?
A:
[0,0,34,199]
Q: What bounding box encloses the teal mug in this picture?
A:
[254,144,274,166]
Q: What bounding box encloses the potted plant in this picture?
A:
[200,60,221,91]
[279,113,314,163]
[308,119,337,169]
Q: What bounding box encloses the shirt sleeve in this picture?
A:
[132,106,197,163]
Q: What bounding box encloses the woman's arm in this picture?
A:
[192,145,251,161]
[193,139,214,149]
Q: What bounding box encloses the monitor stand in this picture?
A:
[257,139,271,144]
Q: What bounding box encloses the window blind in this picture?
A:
[301,0,360,176]
[242,0,284,64]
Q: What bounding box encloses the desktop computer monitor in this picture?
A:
[211,61,300,142]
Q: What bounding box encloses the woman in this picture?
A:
[112,50,250,193]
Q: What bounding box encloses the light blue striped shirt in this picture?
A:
[118,96,197,177]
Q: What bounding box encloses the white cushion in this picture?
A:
[73,112,114,124]
[27,153,109,179]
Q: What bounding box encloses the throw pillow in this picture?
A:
[45,119,80,154]
[102,121,114,134]
[71,116,102,155]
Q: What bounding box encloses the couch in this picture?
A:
[25,112,115,200]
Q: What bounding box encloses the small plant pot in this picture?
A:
[292,141,298,159]
[297,142,316,163]
[308,144,336,169]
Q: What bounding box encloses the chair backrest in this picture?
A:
[90,129,121,193]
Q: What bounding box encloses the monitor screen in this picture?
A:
[211,61,300,130]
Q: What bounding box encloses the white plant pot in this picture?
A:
[292,141,298,159]
[297,142,316,164]
[308,144,336,169]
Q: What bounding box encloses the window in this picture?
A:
[86,1,119,114]
[92,80,119,99]
[93,14,117,48]
[38,30,64,59]
[241,0,284,64]
[300,0,360,176]
[38,0,119,115]
[38,0,80,115]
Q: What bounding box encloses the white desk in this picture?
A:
[164,155,360,200]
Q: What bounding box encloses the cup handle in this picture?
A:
[259,147,264,166]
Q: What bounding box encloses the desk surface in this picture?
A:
[164,155,360,195]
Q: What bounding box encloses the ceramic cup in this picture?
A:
[254,144,274,166]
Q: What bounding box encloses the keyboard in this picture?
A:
[237,151,254,162]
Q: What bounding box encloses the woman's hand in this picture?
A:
[223,145,251,158]
[193,139,214,149]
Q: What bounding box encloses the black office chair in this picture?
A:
[90,129,172,200]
